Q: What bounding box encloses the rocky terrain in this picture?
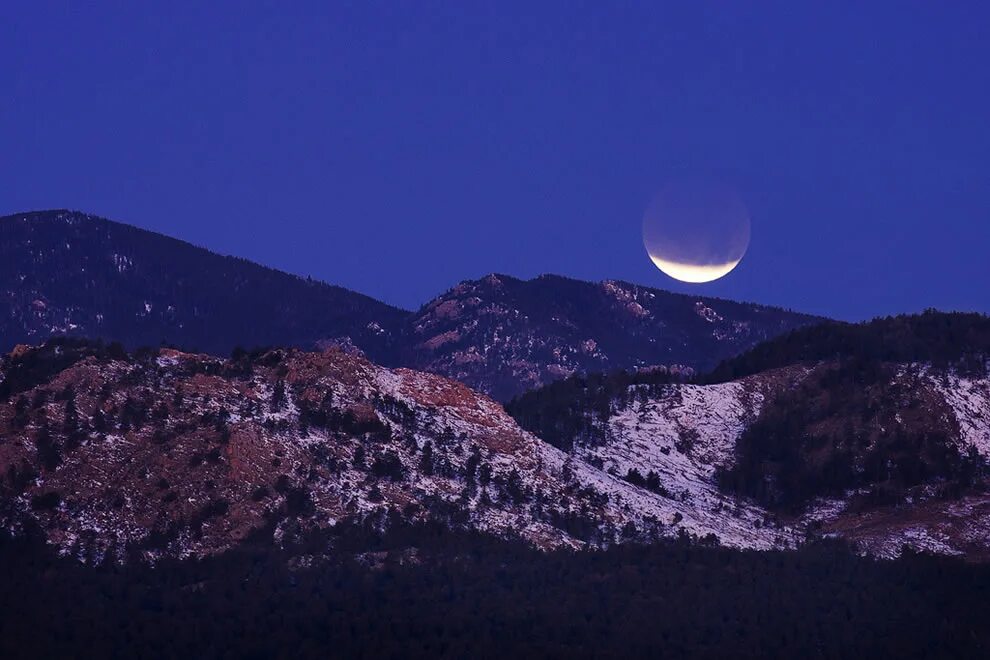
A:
[2,210,989,565]
[509,312,990,559]
[553,363,990,559]
[0,210,821,399]
[4,313,990,563]
[0,339,793,564]
[403,273,821,399]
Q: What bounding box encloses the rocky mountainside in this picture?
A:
[2,313,990,562]
[0,314,990,561]
[403,274,822,400]
[3,213,989,562]
[0,210,822,399]
[508,312,990,559]
[0,339,792,564]
[554,364,990,558]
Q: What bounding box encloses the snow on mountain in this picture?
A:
[548,361,990,559]
[4,335,990,562]
[572,378,798,549]
[0,340,795,564]
[928,367,990,458]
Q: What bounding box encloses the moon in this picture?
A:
[642,180,751,284]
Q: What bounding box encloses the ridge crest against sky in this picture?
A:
[2,2,988,320]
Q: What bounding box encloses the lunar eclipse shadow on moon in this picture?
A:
[642,181,751,284]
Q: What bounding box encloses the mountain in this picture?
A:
[6,312,990,563]
[1,280,989,657]
[0,210,823,399]
[0,339,793,563]
[508,312,990,558]
[399,272,822,399]
[0,210,407,363]
[703,309,990,383]
[5,212,988,561]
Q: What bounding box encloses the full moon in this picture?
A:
[642,181,751,283]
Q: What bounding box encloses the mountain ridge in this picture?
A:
[0,338,795,563]
[507,311,990,558]
[4,328,990,562]
[0,209,408,363]
[0,209,824,398]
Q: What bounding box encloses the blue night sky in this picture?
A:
[2,1,988,320]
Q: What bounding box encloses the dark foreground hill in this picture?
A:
[703,309,990,383]
[3,525,990,660]
[0,210,822,398]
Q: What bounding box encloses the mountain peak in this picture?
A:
[0,210,822,399]
[406,268,823,399]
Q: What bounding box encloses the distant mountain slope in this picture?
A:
[0,210,407,361]
[0,210,823,398]
[404,273,823,399]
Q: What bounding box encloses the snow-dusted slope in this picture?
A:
[548,362,990,559]
[793,364,990,558]
[928,368,990,458]
[587,381,761,478]
[0,342,794,564]
[4,338,990,562]
[572,380,795,548]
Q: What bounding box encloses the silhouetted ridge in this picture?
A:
[705,310,990,383]
[0,210,408,361]
[0,210,823,398]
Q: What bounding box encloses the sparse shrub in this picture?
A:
[371,451,405,482]
[419,441,434,475]
[285,487,314,516]
[30,491,61,510]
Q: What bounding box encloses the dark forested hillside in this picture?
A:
[505,369,688,451]
[718,357,988,513]
[504,310,990,543]
[509,311,990,454]
[2,524,989,659]
[700,312,990,512]
[705,310,990,384]
[0,210,408,362]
